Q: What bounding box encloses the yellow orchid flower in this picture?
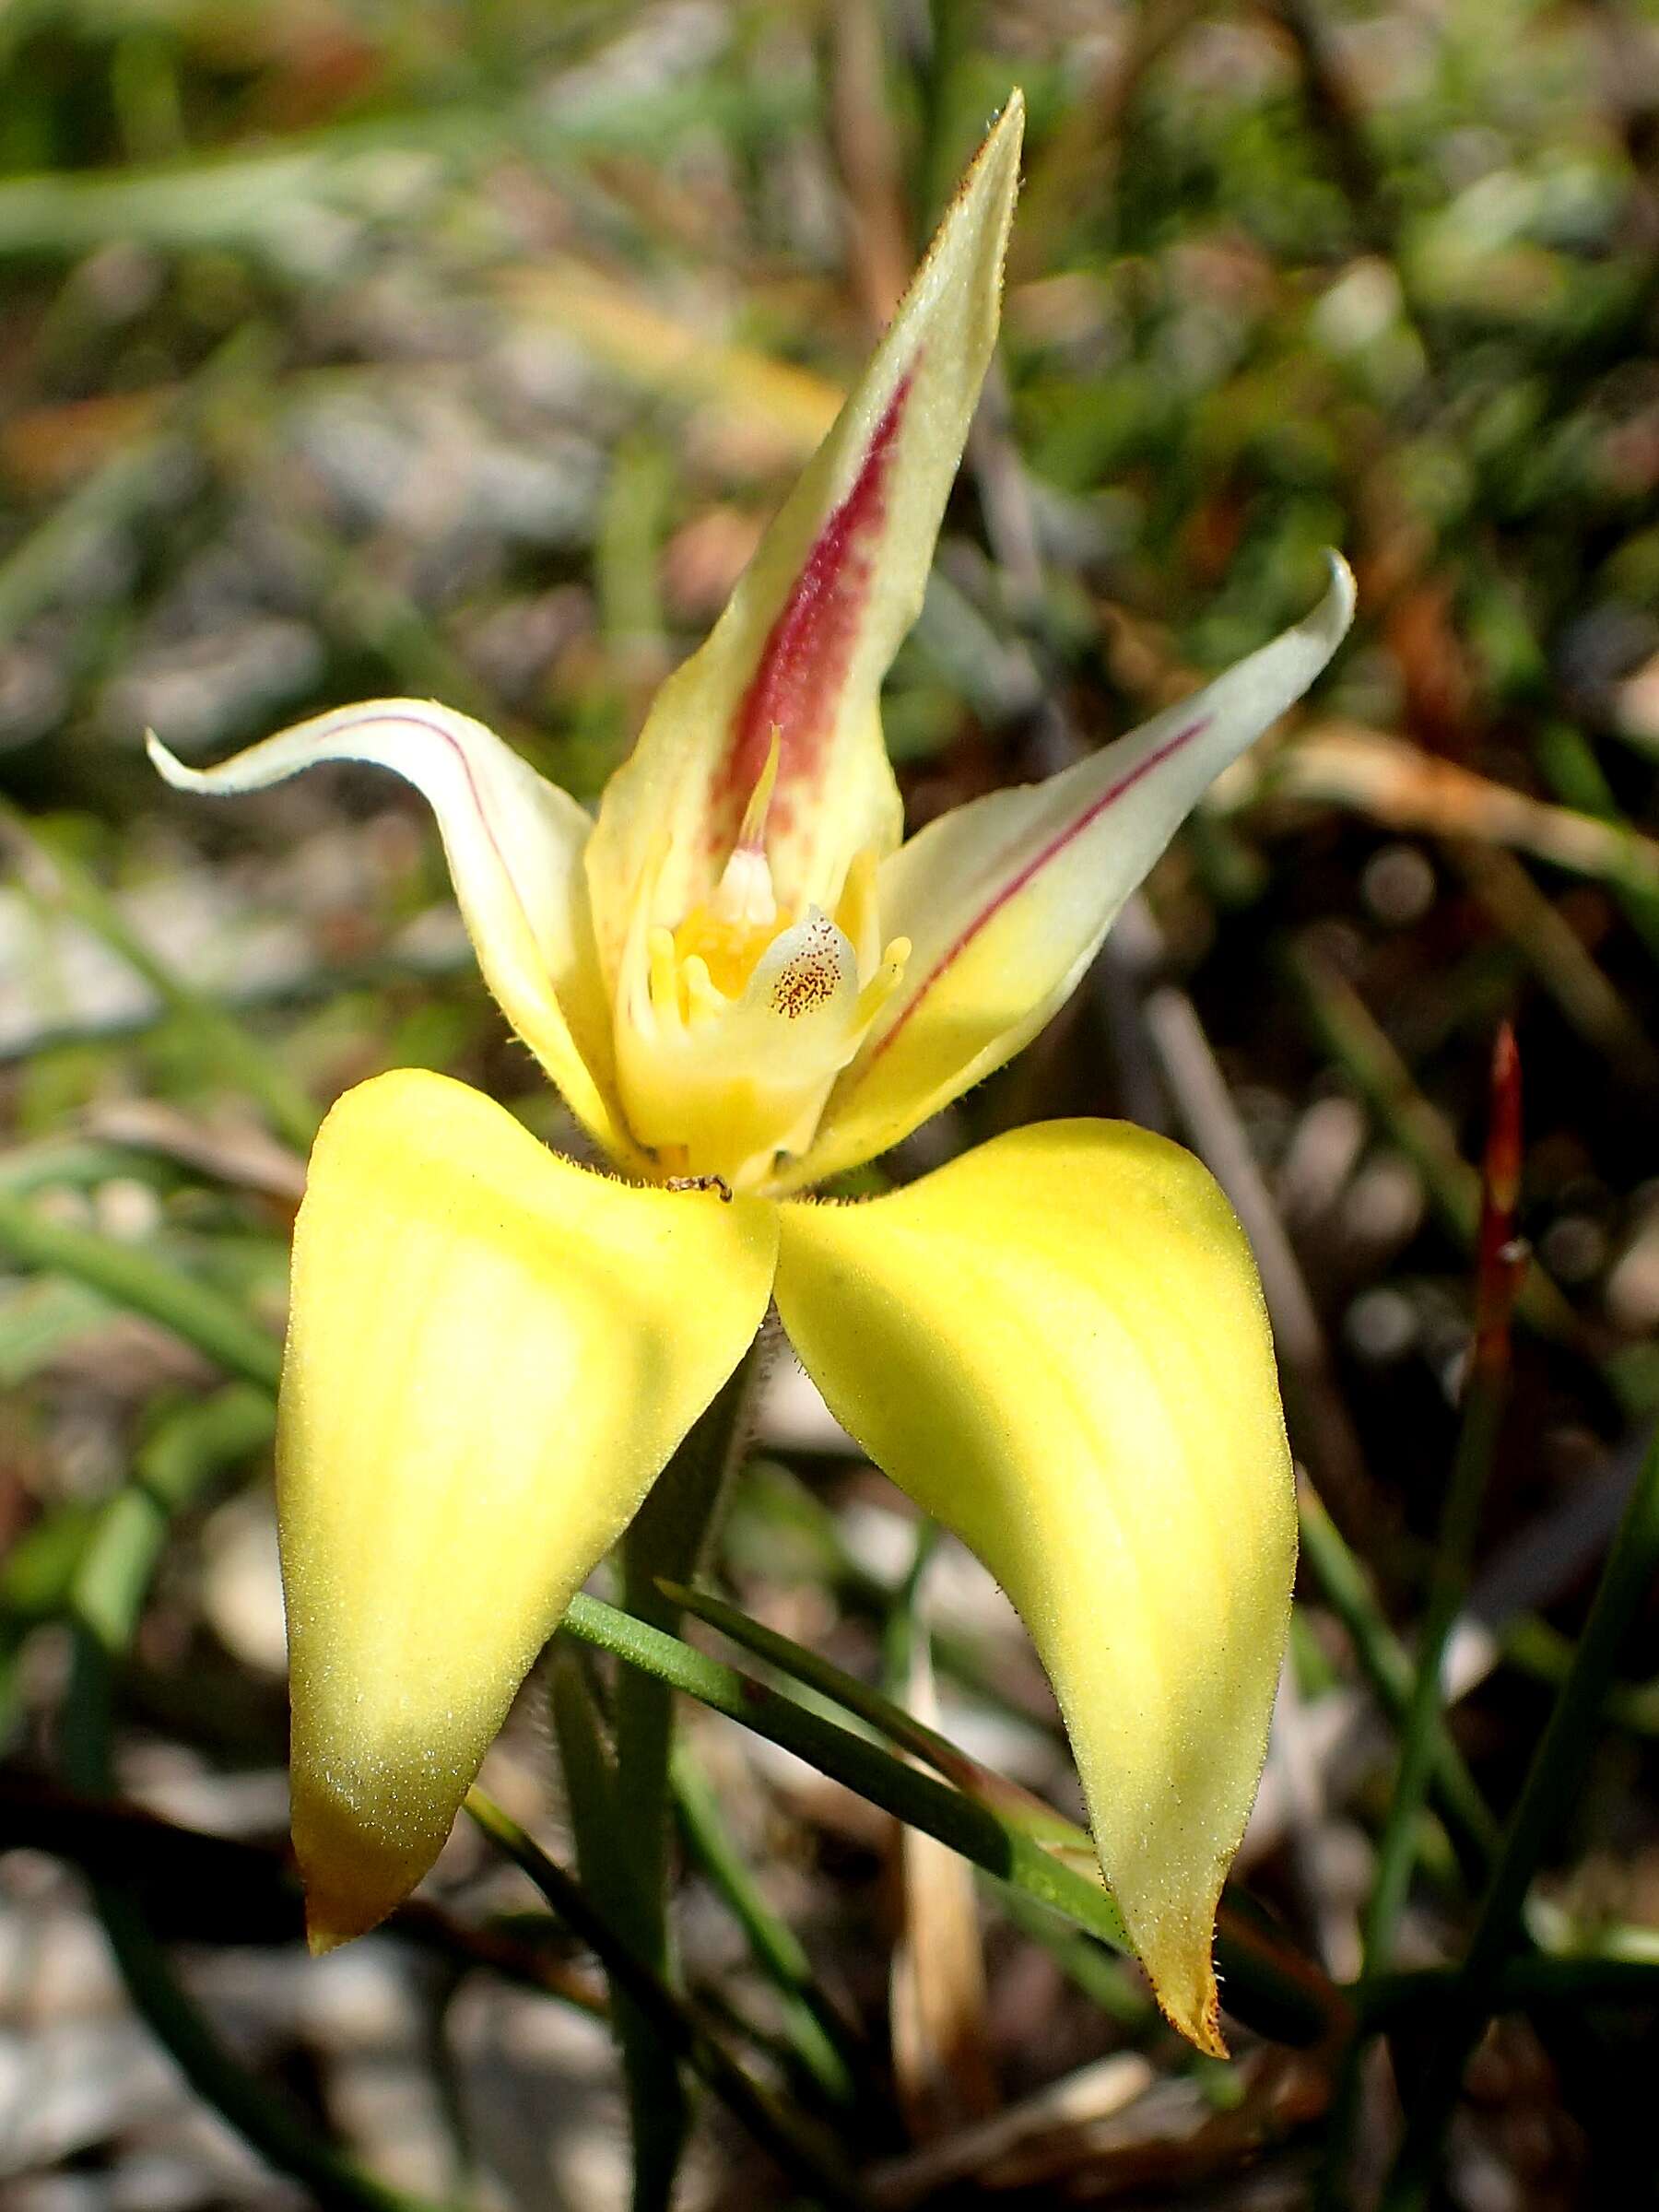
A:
[148,92,1354,2054]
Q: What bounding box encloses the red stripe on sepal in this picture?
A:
[873,714,1210,1060]
[712,370,916,850]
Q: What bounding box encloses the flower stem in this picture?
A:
[551,1652,688,2212]
[1318,1026,1526,2210]
[616,1341,766,1927]
[1364,1028,1524,1969]
[602,1337,768,2212]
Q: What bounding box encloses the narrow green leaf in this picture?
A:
[672,1743,865,2110]
[660,1576,1057,1825]
[2,803,319,1152]
[1298,1488,1500,1875]
[1383,1428,1659,2207]
[465,1789,863,2211]
[59,1390,443,2212]
[559,1591,1131,1950]
[0,1189,282,1388]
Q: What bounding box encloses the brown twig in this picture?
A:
[0,1769,606,2013]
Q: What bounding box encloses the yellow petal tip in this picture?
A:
[292,1771,430,1956]
[300,1863,394,1956]
[303,1911,352,1959]
[1168,1972,1229,2062]
[1129,1907,1229,2055]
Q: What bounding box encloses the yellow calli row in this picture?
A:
[150,90,1353,2052]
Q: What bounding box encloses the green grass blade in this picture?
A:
[0,1188,283,1388]
[1383,1426,1659,2206]
[672,1741,866,2111]
[58,1389,451,2212]
[659,1576,1070,1837]
[3,803,319,1152]
[1297,1488,1500,1876]
[465,1789,863,2211]
[562,1589,1129,1946]
[561,1590,1337,2047]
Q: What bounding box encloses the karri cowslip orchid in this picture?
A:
[148,93,1353,2053]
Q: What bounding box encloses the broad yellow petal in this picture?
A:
[584,96,1024,974]
[773,1123,1294,2051]
[148,703,635,1165]
[278,1067,778,1944]
[782,559,1354,1189]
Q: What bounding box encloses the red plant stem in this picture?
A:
[1473,1019,1527,1376]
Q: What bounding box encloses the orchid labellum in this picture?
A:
[151,92,1353,2052]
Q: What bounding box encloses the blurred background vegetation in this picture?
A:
[2,2,1658,2206]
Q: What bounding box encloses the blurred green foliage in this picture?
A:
[3,4,1659,2206]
